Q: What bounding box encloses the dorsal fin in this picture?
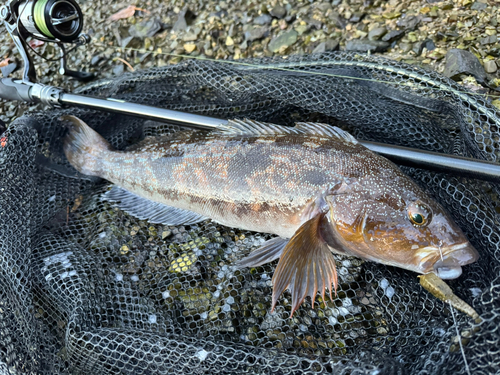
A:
[215,119,302,136]
[215,119,358,144]
[295,122,358,144]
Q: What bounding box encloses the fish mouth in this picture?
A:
[425,242,479,280]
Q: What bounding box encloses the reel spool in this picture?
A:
[18,0,83,43]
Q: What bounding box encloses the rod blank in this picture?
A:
[59,92,500,184]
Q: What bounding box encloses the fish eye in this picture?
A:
[407,202,432,227]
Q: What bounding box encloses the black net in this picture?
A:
[1,52,499,374]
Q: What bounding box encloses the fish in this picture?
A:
[62,115,479,316]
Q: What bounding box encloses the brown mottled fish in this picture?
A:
[62,116,479,316]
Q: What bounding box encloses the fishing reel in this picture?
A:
[0,0,94,82]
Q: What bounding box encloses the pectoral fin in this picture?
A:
[272,213,338,317]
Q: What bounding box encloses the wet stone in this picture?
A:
[345,39,390,53]
[254,14,272,25]
[129,18,163,38]
[245,27,268,42]
[484,60,498,74]
[413,39,436,56]
[349,12,365,23]
[368,27,387,41]
[470,1,488,10]
[90,55,103,66]
[443,48,487,83]
[382,29,405,43]
[399,42,413,53]
[328,12,346,29]
[173,8,196,32]
[268,30,298,52]
[396,15,422,30]
[270,5,287,19]
[312,39,339,53]
[1,62,17,77]
[480,35,497,45]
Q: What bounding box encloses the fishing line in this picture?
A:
[437,244,471,375]
[16,0,72,62]
[92,42,500,100]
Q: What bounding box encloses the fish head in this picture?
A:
[326,189,479,279]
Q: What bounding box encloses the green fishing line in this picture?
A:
[33,0,54,38]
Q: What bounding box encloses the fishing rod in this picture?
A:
[1,0,500,184]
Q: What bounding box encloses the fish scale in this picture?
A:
[62,116,479,316]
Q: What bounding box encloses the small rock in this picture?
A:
[399,42,413,53]
[345,39,390,53]
[383,12,401,19]
[254,14,272,25]
[226,36,234,46]
[244,27,268,42]
[173,8,196,32]
[0,62,17,77]
[129,18,163,38]
[396,15,422,30]
[312,40,339,53]
[484,60,498,74]
[268,30,298,52]
[328,11,346,29]
[182,30,199,42]
[382,29,405,43]
[113,64,124,76]
[183,43,197,53]
[350,12,365,23]
[443,49,487,84]
[368,27,387,41]
[471,1,488,10]
[480,35,497,45]
[270,4,286,19]
[413,39,435,56]
[90,55,103,66]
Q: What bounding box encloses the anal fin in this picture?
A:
[272,213,338,317]
[102,186,208,226]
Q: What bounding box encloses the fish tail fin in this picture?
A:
[62,115,113,177]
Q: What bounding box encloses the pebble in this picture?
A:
[480,35,497,45]
[245,27,268,42]
[254,14,272,25]
[368,27,387,41]
[183,43,197,53]
[345,39,390,53]
[270,5,287,19]
[349,12,365,23]
[484,60,498,73]
[413,39,436,56]
[268,30,298,53]
[399,42,413,53]
[382,29,405,43]
[396,15,422,30]
[328,11,346,29]
[443,48,488,83]
[0,62,17,77]
[312,40,339,53]
[470,1,488,10]
[173,8,196,32]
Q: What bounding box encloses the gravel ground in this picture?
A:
[0,0,499,123]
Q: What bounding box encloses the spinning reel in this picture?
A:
[0,0,94,82]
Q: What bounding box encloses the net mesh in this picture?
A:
[1,51,499,374]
